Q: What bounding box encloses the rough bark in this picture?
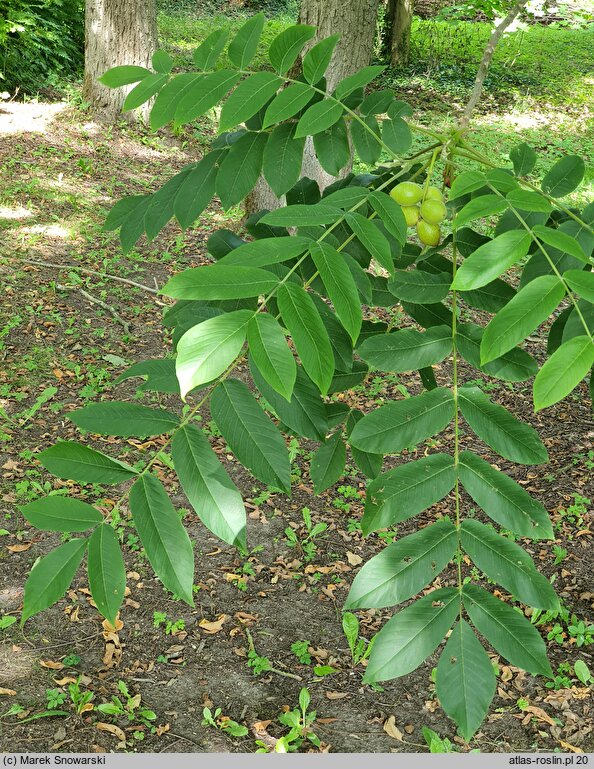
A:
[245,0,381,215]
[385,0,414,67]
[83,0,158,122]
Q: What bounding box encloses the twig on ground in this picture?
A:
[15,257,160,294]
[57,284,131,334]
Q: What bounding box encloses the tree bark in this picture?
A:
[245,0,381,215]
[385,0,414,67]
[83,0,158,122]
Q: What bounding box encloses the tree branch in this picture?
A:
[459,0,527,129]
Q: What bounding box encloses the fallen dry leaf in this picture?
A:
[96,722,126,742]
[40,660,64,670]
[325,691,348,700]
[199,614,228,634]
[383,715,403,741]
[7,543,32,553]
[0,688,16,696]
[54,677,78,686]
[155,724,170,737]
[346,551,363,566]
[559,740,584,753]
[522,706,557,727]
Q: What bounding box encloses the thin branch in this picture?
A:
[57,284,131,334]
[15,257,160,294]
[459,0,527,129]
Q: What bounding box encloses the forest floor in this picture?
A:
[0,12,593,755]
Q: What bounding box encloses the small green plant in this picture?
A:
[97,680,157,726]
[202,706,248,738]
[342,612,374,667]
[277,688,320,751]
[552,545,568,565]
[574,660,593,686]
[46,688,67,710]
[246,629,272,676]
[68,677,94,715]
[0,616,17,630]
[545,663,573,690]
[284,507,327,563]
[422,726,457,753]
[62,653,81,667]
[291,640,312,665]
[152,610,185,635]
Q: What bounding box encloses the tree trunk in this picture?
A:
[245,0,381,215]
[83,0,158,122]
[385,0,414,67]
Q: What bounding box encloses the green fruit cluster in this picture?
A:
[389,181,447,247]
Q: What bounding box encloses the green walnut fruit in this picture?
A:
[417,219,441,247]
[424,186,443,201]
[402,205,420,227]
[390,181,424,206]
[419,199,447,225]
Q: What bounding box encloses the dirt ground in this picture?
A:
[0,102,593,754]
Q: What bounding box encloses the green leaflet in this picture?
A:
[460,520,559,610]
[99,65,150,88]
[368,191,407,245]
[216,131,268,209]
[349,388,455,454]
[310,242,362,343]
[295,99,343,138]
[534,335,594,411]
[20,497,103,532]
[263,124,305,197]
[452,231,531,291]
[351,115,382,164]
[388,269,451,304]
[435,620,496,742]
[193,28,228,70]
[263,82,315,127]
[509,143,537,176]
[123,73,168,112]
[358,327,452,373]
[345,518,457,609]
[454,194,509,229]
[458,386,548,465]
[361,454,456,534]
[302,35,340,84]
[210,379,291,494]
[463,585,552,677]
[175,70,241,124]
[219,72,282,133]
[22,538,88,623]
[310,432,346,493]
[277,282,334,395]
[250,359,328,441]
[87,524,126,625]
[457,321,538,382]
[172,424,246,551]
[541,155,585,198]
[38,442,138,485]
[533,225,589,264]
[129,474,195,605]
[68,402,179,438]
[481,275,566,364]
[150,73,202,130]
[174,151,221,230]
[162,264,277,300]
[564,269,594,303]
[268,24,316,75]
[220,235,311,268]
[345,410,383,480]
[247,313,296,401]
[313,119,351,176]
[345,212,393,274]
[261,204,342,227]
[458,451,553,540]
[175,310,252,398]
[364,588,460,682]
[228,12,265,69]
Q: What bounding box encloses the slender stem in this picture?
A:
[451,231,463,606]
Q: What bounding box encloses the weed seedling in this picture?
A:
[284,507,327,563]
[153,610,185,635]
[342,612,375,667]
[68,677,94,715]
[277,688,320,751]
[97,680,157,727]
[291,640,312,665]
[202,706,248,737]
